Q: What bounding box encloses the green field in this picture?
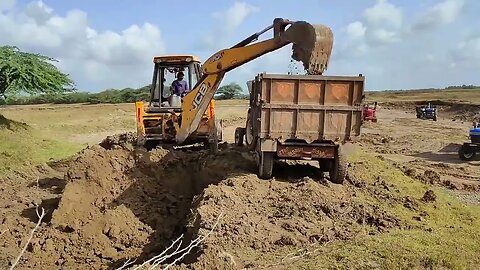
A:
[366,88,480,104]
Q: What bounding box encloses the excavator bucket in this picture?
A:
[281,21,334,75]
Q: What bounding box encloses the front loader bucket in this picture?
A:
[282,21,334,75]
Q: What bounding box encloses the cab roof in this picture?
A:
[153,55,201,63]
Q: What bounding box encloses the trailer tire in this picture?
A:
[245,114,257,151]
[234,127,245,146]
[458,145,476,161]
[329,146,347,184]
[258,151,274,180]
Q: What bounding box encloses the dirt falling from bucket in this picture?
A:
[287,59,306,75]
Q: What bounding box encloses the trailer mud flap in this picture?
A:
[260,139,277,152]
[277,144,335,159]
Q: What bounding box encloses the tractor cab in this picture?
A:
[147,55,202,112]
[362,101,378,122]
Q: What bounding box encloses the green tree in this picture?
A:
[217,82,243,100]
[0,46,75,98]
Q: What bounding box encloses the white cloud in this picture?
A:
[451,35,480,64]
[330,0,477,90]
[412,0,465,32]
[198,1,259,51]
[337,0,404,60]
[345,21,366,40]
[0,0,165,91]
[362,0,402,29]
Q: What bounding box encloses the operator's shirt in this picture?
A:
[171,80,189,96]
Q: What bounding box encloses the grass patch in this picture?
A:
[366,88,480,104]
[291,149,480,269]
[0,115,83,174]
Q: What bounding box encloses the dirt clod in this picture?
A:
[422,190,437,203]
[422,170,441,184]
[99,132,136,150]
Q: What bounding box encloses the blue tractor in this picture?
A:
[458,122,480,161]
[416,103,437,121]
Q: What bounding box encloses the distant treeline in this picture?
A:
[0,86,151,105]
[0,85,249,105]
[445,85,479,89]
[1,84,476,106]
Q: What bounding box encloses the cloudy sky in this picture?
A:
[1,0,479,92]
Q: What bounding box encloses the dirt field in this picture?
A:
[0,98,479,269]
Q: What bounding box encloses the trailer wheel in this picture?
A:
[258,151,274,180]
[234,127,245,146]
[245,114,257,151]
[458,145,476,161]
[329,146,347,184]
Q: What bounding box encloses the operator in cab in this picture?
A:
[170,71,189,97]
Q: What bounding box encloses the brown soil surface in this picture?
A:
[0,133,404,269]
[0,102,479,269]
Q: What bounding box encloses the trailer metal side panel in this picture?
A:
[256,73,364,143]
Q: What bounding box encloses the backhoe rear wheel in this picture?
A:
[329,146,347,184]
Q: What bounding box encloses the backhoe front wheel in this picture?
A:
[235,127,245,146]
[205,138,218,154]
[329,146,347,184]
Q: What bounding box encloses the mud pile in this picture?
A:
[5,137,258,269]
[180,175,401,269]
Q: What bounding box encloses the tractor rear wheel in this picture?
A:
[458,144,476,161]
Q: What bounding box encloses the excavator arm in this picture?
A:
[176,18,334,144]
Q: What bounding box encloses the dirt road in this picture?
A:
[361,107,480,196]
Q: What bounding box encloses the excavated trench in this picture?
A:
[44,134,257,269]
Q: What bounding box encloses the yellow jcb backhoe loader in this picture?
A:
[135,18,334,152]
[135,55,221,150]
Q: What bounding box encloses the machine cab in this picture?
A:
[149,55,202,110]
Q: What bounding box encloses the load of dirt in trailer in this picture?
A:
[0,133,408,269]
